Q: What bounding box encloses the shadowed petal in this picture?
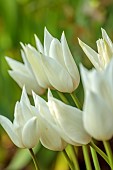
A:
[22,117,40,148]
[38,115,67,151]
[78,39,100,70]
[49,97,91,145]
[41,55,73,92]
[61,32,80,88]
[83,91,113,140]
[0,115,23,148]
[25,46,50,88]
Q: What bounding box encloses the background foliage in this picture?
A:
[0,0,113,169]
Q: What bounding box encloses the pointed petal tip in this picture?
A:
[47,88,53,100]
[5,56,14,63]
[78,38,84,46]
[101,27,105,33]
[32,90,37,100]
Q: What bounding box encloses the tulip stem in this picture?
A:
[103,141,113,169]
[70,145,80,170]
[90,141,109,165]
[29,148,40,170]
[82,145,93,170]
[57,91,69,104]
[70,92,82,110]
[63,149,75,170]
[90,146,101,170]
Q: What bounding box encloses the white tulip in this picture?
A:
[80,59,113,140]
[47,89,91,145]
[0,87,40,148]
[5,46,45,95]
[25,28,80,93]
[32,91,67,151]
[78,28,113,71]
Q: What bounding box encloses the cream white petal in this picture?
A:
[49,98,91,145]
[49,38,66,67]
[83,91,113,140]
[38,115,67,151]
[80,61,113,99]
[32,91,54,122]
[101,28,113,51]
[78,39,100,70]
[80,64,96,92]
[13,102,25,127]
[35,34,44,53]
[20,49,35,74]
[41,55,74,92]
[8,70,44,95]
[0,115,24,148]
[20,102,35,122]
[61,32,80,88]
[22,117,40,148]
[44,27,54,56]
[20,86,30,105]
[25,46,50,88]
[5,57,28,74]
[47,88,53,100]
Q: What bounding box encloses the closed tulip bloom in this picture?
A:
[5,46,45,95]
[0,87,40,148]
[78,28,113,71]
[80,59,113,140]
[48,89,91,145]
[25,28,80,93]
[32,91,67,151]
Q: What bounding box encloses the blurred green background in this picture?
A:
[0,0,113,169]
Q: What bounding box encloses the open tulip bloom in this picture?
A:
[80,59,113,140]
[78,28,113,71]
[5,49,45,95]
[1,28,113,170]
[6,28,80,93]
[0,87,67,151]
[0,86,40,148]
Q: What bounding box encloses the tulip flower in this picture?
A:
[0,87,40,148]
[47,89,91,145]
[32,91,67,151]
[78,28,113,71]
[80,59,113,140]
[0,86,67,151]
[5,47,45,95]
[24,28,80,93]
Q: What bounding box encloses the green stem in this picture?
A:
[29,148,40,170]
[63,149,75,170]
[90,146,101,170]
[82,145,92,170]
[70,92,82,110]
[70,145,80,170]
[57,91,69,104]
[90,141,109,165]
[103,141,113,169]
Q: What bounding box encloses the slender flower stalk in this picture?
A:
[103,141,113,170]
[90,141,109,164]
[82,145,92,170]
[29,148,40,170]
[63,150,75,170]
[70,92,82,110]
[90,146,101,170]
[70,145,80,170]
[57,91,69,104]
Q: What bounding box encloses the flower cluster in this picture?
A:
[1,28,113,169]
